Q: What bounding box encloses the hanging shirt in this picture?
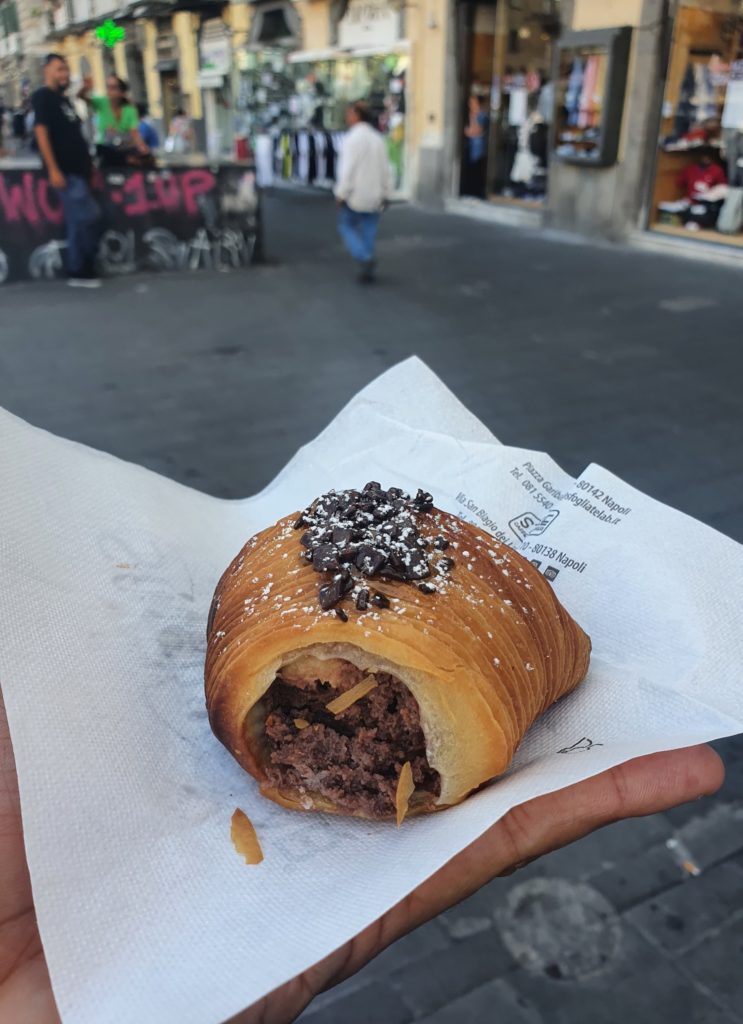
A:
[297,131,310,183]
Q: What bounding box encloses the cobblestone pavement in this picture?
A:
[1,189,742,1023]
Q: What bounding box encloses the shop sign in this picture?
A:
[338,0,402,50]
[200,21,231,74]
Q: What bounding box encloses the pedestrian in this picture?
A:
[165,107,194,155]
[32,53,103,288]
[462,93,490,198]
[334,100,392,284]
[78,74,149,167]
[137,102,159,151]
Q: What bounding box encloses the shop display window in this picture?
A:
[460,0,561,205]
[236,49,407,192]
[650,2,743,246]
[553,27,632,167]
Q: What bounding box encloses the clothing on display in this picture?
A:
[564,58,585,127]
[556,52,607,157]
[497,114,548,200]
[577,55,601,128]
[508,84,528,127]
[510,117,540,184]
[722,61,743,128]
[717,185,743,233]
[651,3,743,246]
[537,80,555,124]
[273,129,344,188]
[723,129,743,185]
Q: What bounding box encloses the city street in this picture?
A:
[2,190,743,1023]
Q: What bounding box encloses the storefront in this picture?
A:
[239,0,410,194]
[458,0,561,204]
[648,0,743,249]
[199,17,234,156]
[463,0,743,254]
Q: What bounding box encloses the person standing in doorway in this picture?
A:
[462,93,490,198]
[334,101,392,284]
[32,54,102,288]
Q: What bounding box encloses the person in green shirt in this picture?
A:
[79,74,148,154]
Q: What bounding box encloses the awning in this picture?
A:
[288,40,410,63]
[288,48,337,64]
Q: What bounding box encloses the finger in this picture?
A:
[0,689,34,922]
[332,745,724,985]
[229,745,724,1023]
[403,743,725,933]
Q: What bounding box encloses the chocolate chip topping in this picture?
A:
[295,482,449,618]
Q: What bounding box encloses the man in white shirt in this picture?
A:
[334,101,392,283]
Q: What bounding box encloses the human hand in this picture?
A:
[49,168,66,191]
[0,692,60,1022]
[0,680,722,1024]
[233,743,723,1023]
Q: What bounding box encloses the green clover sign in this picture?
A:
[96,19,125,48]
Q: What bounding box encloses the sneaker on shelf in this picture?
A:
[67,276,102,289]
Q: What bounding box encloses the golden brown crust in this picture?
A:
[204,507,591,816]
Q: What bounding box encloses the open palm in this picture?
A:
[0,690,723,1024]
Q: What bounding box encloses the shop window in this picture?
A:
[650,1,743,246]
[460,0,561,205]
[553,28,631,167]
[237,50,408,193]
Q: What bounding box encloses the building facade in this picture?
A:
[1,0,49,107]
[32,0,449,191]
[447,0,743,254]
[12,0,743,252]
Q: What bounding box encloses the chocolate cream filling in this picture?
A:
[259,656,441,818]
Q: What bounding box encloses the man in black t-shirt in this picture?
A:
[32,54,102,287]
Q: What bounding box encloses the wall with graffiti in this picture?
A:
[0,163,261,285]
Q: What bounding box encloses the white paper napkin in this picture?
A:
[0,357,741,1024]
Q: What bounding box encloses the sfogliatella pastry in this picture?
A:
[205,483,590,821]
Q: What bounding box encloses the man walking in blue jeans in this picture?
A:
[334,101,392,284]
[33,54,102,288]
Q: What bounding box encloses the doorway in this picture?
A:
[459,0,561,204]
[160,70,180,133]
